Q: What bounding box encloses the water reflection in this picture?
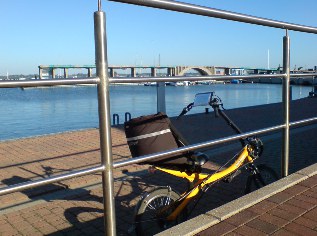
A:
[0,84,311,141]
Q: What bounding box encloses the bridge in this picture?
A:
[38,65,317,85]
[38,65,274,79]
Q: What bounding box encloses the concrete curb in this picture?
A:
[157,163,317,236]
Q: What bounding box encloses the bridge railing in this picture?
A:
[1,0,317,236]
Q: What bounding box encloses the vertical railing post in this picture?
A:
[282,30,290,177]
[152,67,166,113]
[157,82,166,113]
[94,1,116,235]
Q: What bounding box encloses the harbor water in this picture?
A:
[0,83,312,141]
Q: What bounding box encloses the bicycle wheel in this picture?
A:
[245,164,279,194]
[134,187,187,236]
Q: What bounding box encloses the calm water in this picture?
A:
[0,84,312,141]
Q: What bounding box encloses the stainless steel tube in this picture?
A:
[114,114,317,168]
[98,0,102,11]
[94,11,117,236]
[114,124,286,168]
[0,166,104,196]
[0,78,100,88]
[290,117,317,127]
[109,73,285,84]
[109,0,317,34]
[289,73,317,78]
[282,31,290,177]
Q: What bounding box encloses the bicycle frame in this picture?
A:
[132,93,263,228]
[155,145,255,221]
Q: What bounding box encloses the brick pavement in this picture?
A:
[195,169,317,236]
[0,98,316,235]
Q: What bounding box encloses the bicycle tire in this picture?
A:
[245,164,279,194]
[134,187,187,236]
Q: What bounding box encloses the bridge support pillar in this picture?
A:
[167,67,174,76]
[51,68,56,79]
[64,68,68,78]
[109,68,114,77]
[88,68,92,77]
[209,66,216,75]
[131,68,136,77]
[39,68,43,79]
[167,68,171,76]
[175,67,180,76]
[151,67,156,77]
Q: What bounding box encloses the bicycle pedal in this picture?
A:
[223,169,242,183]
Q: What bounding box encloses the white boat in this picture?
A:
[144,82,156,86]
[166,81,185,86]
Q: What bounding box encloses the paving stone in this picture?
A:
[267,191,294,204]
[246,218,278,234]
[225,210,259,227]
[197,221,236,236]
[271,229,298,236]
[233,225,267,236]
[268,208,298,221]
[294,194,317,205]
[298,175,317,188]
[283,184,309,196]
[302,207,317,222]
[286,197,315,211]
[257,213,289,228]
[303,189,317,199]
[225,232,243,236]
[248,199,277,214]
[293,216,317,229]
[284,222,317,236]
[276,202,307,216]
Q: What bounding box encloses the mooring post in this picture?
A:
[282,29,290,177]
[94,0,117,235]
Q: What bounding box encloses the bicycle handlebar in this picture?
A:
[178,93,224,119]
[178,92,263,151]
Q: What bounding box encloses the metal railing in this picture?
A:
[0,0,317,235]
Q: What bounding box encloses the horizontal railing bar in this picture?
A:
[0,165,104,196]
[1,117,315,196]
[1,73,314,88]
[290,117,317,127]
[289,73,317,78]
[110,0,317,34]
[113,124,285,168]
[0,77,100,88]
[110,74,285,83]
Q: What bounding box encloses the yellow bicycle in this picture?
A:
[124,92,279,236]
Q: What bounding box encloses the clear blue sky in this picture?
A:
[1,0,317,75]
